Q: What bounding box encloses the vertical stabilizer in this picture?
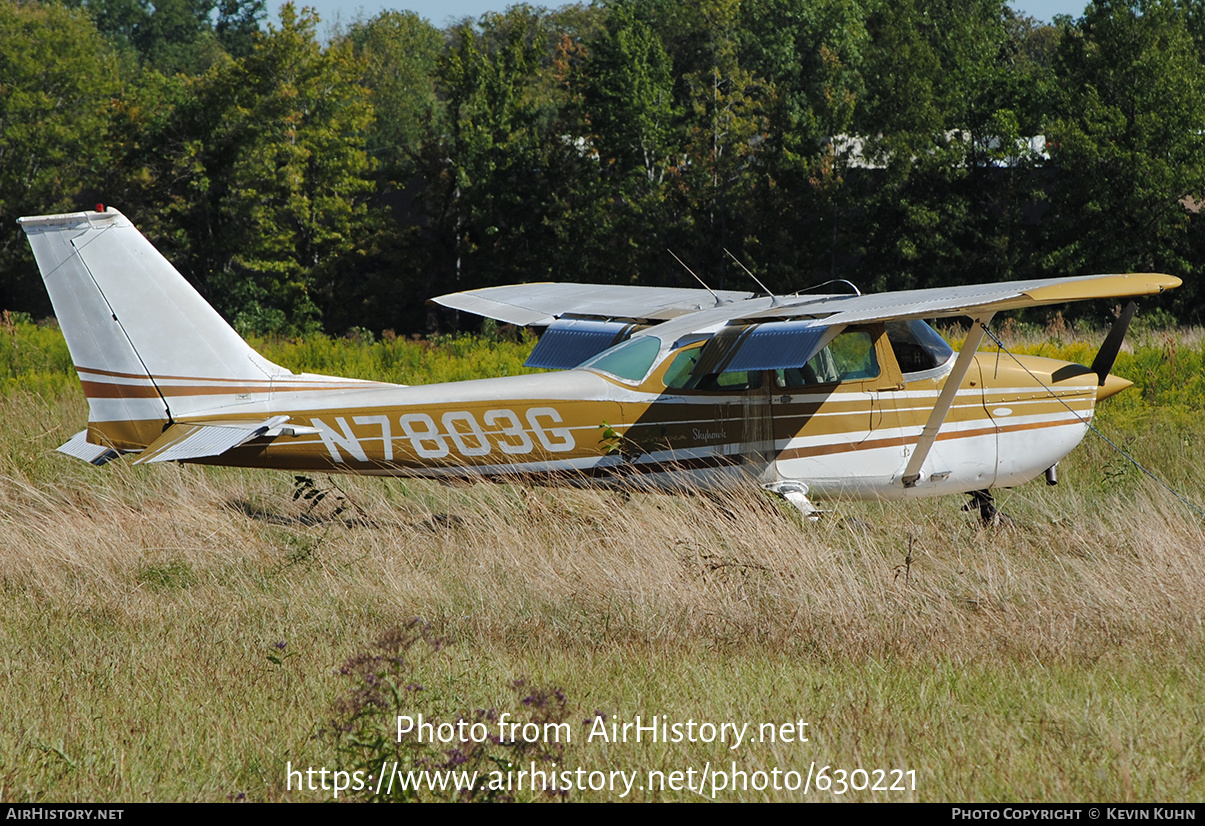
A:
[18,208,290,449]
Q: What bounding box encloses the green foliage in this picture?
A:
[219,5,374,335]
[129,0,221,74]
[0,316,542,399]
[426,5,602,295]
[323,10,443,335]
[582,3,677,187]
[214,0,265,59]
[135,559,195,590]
[1046,0,1205,284]
[72,0,148,55]
[344,11,442,184]
[673,0,775,288]
[0,0,123,315]
[989,333,1205,425]
[105,3,375,336]
[72,0,263,71]
[0,315,77,397]
[7,0,1205,334]
[739,0,866,143]
[250,329,540,385]
[846,0,1051,293]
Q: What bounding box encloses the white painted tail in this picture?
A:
[19,207,292,449]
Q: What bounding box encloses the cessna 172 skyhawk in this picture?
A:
[20,207,1180,517]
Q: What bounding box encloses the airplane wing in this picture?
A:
[729,273,1181,325]
[696,272,1181,376]
[435,273,1179,374]
[430,282,756,326]
[434,273,1178,333]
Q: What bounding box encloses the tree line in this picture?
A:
[2,0,1203,336]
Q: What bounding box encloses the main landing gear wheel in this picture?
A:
[963,490,1014,527]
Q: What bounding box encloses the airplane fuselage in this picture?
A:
[135,333,1105,502]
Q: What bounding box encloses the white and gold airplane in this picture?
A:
[19,207,1180,517]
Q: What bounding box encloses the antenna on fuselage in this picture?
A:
[724,248,777,302]
[668,249,726,305]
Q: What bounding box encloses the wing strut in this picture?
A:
[901,314,995,487]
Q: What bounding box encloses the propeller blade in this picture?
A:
[1090,301,1137,386]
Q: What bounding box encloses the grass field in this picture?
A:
[0,319,1202,802]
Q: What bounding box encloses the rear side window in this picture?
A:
[662,346,701,388]
[580,335,662,382]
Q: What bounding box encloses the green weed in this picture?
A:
[322,622,570,802]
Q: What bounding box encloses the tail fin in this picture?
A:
[19,207,292,450]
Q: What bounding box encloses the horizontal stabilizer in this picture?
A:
[134,416,289,465]
[58,430,121,465]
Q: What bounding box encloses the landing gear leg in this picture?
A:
[764,480,823,521]
[963,489,1013,527]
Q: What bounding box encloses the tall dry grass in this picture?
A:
[5,382,1200,664]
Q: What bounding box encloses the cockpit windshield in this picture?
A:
[886,319,954,375]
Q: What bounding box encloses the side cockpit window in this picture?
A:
[663,345,763,392]
[886,320,954,376]
[774,329,879,389]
